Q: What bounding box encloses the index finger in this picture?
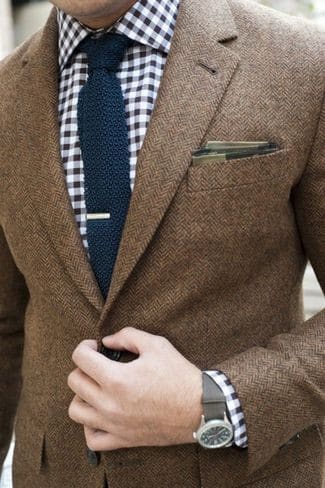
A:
[72,340,123,385]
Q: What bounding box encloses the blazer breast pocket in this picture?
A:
[186,148,292,193]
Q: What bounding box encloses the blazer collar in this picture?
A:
[19,0,240,335]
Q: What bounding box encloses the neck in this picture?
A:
[75,0,137,30]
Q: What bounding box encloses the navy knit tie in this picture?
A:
[77,33,133,299]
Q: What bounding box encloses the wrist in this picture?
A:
[178,365,203,442]
[189,367,204,431]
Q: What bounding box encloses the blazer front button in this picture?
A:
[100,345,121,361]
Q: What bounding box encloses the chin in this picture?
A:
[53,0,116,18]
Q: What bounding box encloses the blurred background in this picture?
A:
[0,0,324,487]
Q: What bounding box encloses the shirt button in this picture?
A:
[86,447,100,466]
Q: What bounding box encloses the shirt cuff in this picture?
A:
[204,370,248,448]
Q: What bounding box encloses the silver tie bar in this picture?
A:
[86,213,111,220]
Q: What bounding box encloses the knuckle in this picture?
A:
[72,345,82,363]
[105,401,120,419]
[85,434,98,452]
[157,334,169,346]
[67,370,76,387]
[121,326,134,335]
[85,339,98,350]
[100,369,110,386]
[72,339,92,362]
[68,401,77,421]
[109,370,124,389]
[67,372,73,388]
[84,428,104,451]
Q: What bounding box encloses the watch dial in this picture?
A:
[201,425,232,447]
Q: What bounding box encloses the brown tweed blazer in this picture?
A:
[0,0,324,486]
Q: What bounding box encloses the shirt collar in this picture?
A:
[57,0,180,72]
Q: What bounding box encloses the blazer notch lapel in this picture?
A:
[17,8,105,315]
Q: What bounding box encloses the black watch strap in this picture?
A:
[202,372,227,421]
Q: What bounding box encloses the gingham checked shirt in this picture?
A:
[57,0,248,448]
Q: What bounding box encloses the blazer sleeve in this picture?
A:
[0,225,29,470]
[211,91,325,474]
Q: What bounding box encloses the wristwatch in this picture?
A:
[193,371,234,449]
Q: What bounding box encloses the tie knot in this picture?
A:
[80,33,133,72]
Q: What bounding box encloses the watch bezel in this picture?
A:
[194,418,234,449]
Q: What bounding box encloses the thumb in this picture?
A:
[102,327,153,356]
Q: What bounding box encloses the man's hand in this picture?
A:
[67,327,203,451]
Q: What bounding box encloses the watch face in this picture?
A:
[198,420,233,448]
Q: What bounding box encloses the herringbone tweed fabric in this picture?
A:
[0,0,324,487]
